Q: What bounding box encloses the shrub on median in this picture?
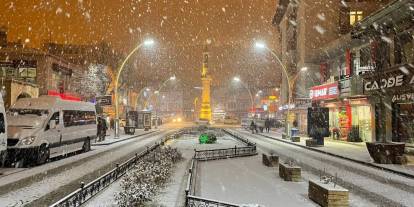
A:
[116,147,182,207]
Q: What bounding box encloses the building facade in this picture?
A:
[0,31,84,108]
[273,0,392,136]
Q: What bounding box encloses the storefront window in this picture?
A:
[352,105,372,142]
[393,103,414,146]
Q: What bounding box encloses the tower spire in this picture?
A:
[199,44,212,122]
[202,45,209,77]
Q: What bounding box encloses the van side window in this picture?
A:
[46,112,60,130]
[63,110,96,127]
[0,113,5,133]
[51,112,60,125]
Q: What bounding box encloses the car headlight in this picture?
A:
[21,136,36,145]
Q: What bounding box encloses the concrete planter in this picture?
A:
[366,142,405,164]
[291,136,300,142]
[279,162,301,182]
[308,179,349,207]
[262,153,279,167]
[306,139,318,147]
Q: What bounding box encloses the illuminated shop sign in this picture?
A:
[309,82,339,100]
[362,65,414,94]
[364,75,410,91]
[392,93,414,103]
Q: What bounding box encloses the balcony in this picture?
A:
[339,76,364,98]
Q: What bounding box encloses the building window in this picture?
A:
[349,11,363,26]
[18,67,36,82]
[395,31,414,64]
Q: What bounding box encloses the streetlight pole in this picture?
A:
[114,39,154,138]
[152,76,176,129]
[255,41,293,137]
[233,77,254,117]
[135,87,151,110]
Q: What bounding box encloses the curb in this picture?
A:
[92,130,157,146]
[257,133,414,179]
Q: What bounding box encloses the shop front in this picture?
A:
[310,82,373,142]
[362,63,414,147]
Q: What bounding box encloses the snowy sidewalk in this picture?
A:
[92,128,157,146]
[257,129,414,178]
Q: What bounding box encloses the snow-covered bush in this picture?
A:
[116,146,182,207]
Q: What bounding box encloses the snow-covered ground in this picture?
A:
[231,128,414,207]
[86,131,245,207]
[263,130,414,175]
[0,129,174,207]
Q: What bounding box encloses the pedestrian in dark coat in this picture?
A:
[265,118,271,133]
[250,121,256,134]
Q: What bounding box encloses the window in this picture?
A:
[46,112,60,130]
[350,11,363,26]
[50,112,60,125]
[395,31,414,64]
[9,109,49,116]
[63,110,96,127]
[18,67,36,79]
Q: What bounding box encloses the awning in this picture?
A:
[352,0,414,38]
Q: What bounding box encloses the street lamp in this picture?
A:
[152,75,177,128]
[254,40,293,137]
[233,77,254,117]
[135,87,152,110]
[114,38,155,138]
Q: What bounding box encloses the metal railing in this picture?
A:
[186,195,240,207]
[184,131,257,207]
[222,129,256,147]
[194,146,257,161]
[49,130,182,207]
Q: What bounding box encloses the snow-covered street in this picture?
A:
[0,128,174,207]
[230,128,414,207]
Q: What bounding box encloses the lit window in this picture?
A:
[350,11,363,25]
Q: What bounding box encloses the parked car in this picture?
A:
[7,96,97,167]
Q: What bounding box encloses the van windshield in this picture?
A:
[9,109,49,116]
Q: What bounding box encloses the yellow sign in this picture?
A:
[269,95,277,101]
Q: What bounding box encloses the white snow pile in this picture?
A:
[115,147,182,207]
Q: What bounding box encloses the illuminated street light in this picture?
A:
[232,76,254,116]
[301,67,308,72]
[143,39,155,46]
[254,40,293,136]
[114,38,155,138]
[255,41,266,49]
[136,87,152,110]
[152,75,178,128]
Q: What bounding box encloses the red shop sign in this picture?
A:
[309,82,339,100]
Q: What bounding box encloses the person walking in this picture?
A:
[265,118,271,133]
[250,120,256,134]
[97,117,107,142]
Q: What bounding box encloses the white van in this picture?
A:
[0,96,7,167]
[7,96,97,166]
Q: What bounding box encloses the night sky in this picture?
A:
[1,0,281,89]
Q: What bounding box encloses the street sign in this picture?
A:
[96,95,112,106]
